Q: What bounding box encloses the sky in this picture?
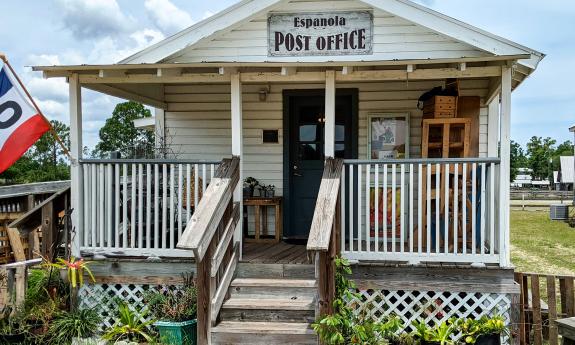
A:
[0,0,573,150]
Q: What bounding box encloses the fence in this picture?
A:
[78,159,219,257]
[340,158,502,265]
[515,272,575,345]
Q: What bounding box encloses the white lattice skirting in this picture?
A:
[79,283,180,331]
[349,289,512,341]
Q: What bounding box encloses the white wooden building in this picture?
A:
[34,0,543,343]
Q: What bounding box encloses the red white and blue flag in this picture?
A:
[0,66,50,173]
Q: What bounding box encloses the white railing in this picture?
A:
[78,159,220,257]
[340,158,501,265]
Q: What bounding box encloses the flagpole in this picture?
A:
[0,53,72,160]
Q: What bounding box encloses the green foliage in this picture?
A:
[312,257,411,345]
[103,302,155,343]
[459,315,508,344]
[0,307,29,336]
[144,273,197,322]
[510,140,527,182]
[0,120,70,185]
[93,101,154,159]
[46,308,101,345]
[526,136,556,181]
[45,257,96,288]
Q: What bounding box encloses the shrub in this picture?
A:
[144,273,197,322]
[47,308,101,345]
[103,302,155,343]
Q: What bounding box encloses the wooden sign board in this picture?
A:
[268,11,373,57]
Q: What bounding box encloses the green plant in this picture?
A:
[47,308,101,345]
[244,177,259,189]
[25,268,68,310]
[145,273,197,322]
[0,307,29,340]
[375,315,404,343]
[411,320,432,342]
[459,315,508,344]
[45,257,96,288]
[103,302,155,342]
[427,319,460,345]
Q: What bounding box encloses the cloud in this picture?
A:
[56,0,135,39]
[144,0,194,35]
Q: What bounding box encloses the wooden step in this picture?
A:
[222,297,315,311]
[211,321,317,345]
[230,278,317,298]
[236,262,315,279]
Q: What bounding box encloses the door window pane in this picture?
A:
[299,125,317,142]
[335,125,345,142]
[335,143,345,158]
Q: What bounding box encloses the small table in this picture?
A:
[557,317,575,345]
[243,197,282,243]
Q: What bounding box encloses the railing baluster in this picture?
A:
[130,164,136,248]
[472,163,477,255]
[349,164,354,252]
[489,163,495,254]
[106,164,113,248]
[194,164,199,210]
[170,164,175,249]
[391,164,396,253]
[462,163,467,255]
[418,163,423,255]
[444,163,449,254]
[114,164,120,248]
[453,163,459,255]
[138,164,143,249]
[99,164,105,248]
[146,164,152,249]
[122,164,128,248]
[202,164,207,192]
[178,164,184,238]
[341,166,346,253]
[400,164,405,253]
[374,164,379,253]
[426,164,431,255]
[480,163,486,255]
[186,164,191,222]
[365,164,370,252]
[162,164,168,249]
[357,164,362,252]
[383,164,388,252]
[435,163,440,254]
[84,164,91,247]
[154,164,159,249]
[409,163,414,254]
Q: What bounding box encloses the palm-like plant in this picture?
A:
[103,302,155,343]
[45,257,96,288]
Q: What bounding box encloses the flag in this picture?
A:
[0,66,50,173]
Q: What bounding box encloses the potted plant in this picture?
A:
[47,308,102,345]
[244,177,259,197]
[264,184,275,198]
[0,307,29,344]
[460,316,507,345]
[145,273,198,345]
[412,319,459,345]
[102,302,155,344]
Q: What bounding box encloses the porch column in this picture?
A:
[324,70,336,158]
[487,97,500,157]
[154,108,165,157]
[231,73,243,257]
[69,73,83,257]
[498,65,512,267]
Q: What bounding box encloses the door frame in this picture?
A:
[282,88,359,240]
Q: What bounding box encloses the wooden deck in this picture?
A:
[241,242,311,264]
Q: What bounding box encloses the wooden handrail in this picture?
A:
[307,158,343,317]
[177,157,239,260]
[307,158,343,252]
[176,157,240,345]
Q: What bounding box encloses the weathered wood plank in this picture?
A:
[307,158,343,251]
[6,228,25,262]
[211,243,239,325]
[547,275,559,345]
[531,274,543,345]
[211,203,239,277]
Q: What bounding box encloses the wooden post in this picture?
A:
[41,202,57,260]
[231,73,243,258]
[69,73,83,257]
[196,246,213,345]
[324,70,336,158]
[498,65,512,267]
[531,274,543,345]
[515,272,526,345]
[547,276,559,345]
[7,228,26,262]
[14,266,26,307]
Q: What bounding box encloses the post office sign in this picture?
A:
[268,11,373,57]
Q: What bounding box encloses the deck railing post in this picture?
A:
[69,73,83,257]
[196,245,213,345]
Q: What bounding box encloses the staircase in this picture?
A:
[211,263,318,344]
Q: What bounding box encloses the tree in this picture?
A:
[0,120,71,184]
[510,140,527,182]
[526,136,556,181]
[550,140,574,173]
[93,101,154,158]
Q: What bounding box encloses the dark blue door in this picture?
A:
[284,90,357,240]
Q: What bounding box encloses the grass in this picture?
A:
[510,210,575,275]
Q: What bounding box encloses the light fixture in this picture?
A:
[259,87,270,101]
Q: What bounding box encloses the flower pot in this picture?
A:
[154,319,197,345]
[243,187,252,198]
[265,190,275,198]
[475,333,501,345]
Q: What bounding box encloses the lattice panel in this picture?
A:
[349,289,512,341]
[79,283,180,331]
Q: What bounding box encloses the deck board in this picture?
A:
[242,242,310,264]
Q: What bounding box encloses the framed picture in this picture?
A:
[368,113,410,159]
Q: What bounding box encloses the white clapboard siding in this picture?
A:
[166,1,489,63]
